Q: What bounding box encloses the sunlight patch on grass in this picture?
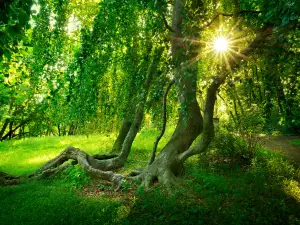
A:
[283,179,300,202]
[0,134,115,175]
[27,154,58,165]
[0,128,174,176]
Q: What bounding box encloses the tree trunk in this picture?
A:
[139,0,204,187]
[111,118,132,153]
[141,19,276,188]
[0,119,9,140]
[88,46,164,171]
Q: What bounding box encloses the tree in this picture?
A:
[1,0,299,189]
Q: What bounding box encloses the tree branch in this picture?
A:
[201,10,262,29]
[162,14,175,33]
[148,78,175,166]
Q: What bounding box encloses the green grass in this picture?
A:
[1,129,300,225]
[291,139,300,146]
[0,180,121,225]
[0,128,172,175]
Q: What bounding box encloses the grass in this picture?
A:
[0,127,172,175]
[1,128,300,224]
[291,139,300,146]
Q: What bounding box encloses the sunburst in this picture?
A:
[213,37,229,52]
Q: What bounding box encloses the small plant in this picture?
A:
[62,164,91,189]
[97,183,113,191]
[120,179,131,192]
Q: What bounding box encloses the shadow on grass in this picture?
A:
[123,150,300,225]
[0,180,121,225]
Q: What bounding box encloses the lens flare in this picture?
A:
[213,37,229,52]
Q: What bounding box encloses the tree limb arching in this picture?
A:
[148,78,175,166]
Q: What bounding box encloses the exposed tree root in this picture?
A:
[0,147,126,187]
[0,171,20,186]
[0,145,183,193]
[92,154,119,160]
[128,168,145,177]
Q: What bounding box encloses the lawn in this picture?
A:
[1,129,300,225]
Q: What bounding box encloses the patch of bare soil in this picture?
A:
[259,136,300,164]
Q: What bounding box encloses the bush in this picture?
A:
[207,127,258,162]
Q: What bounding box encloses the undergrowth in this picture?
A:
[0,129,300,224]
[291,139,300,147]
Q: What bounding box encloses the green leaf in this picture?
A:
[282,16,290,26]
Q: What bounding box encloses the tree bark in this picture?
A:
[111,118,132,153]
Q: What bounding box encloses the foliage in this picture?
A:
[62,164,91,189]
[0,0,33,61]
[291,139,300,147]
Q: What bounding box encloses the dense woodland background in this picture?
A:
[0,0,299,140]
[0,0,300,224]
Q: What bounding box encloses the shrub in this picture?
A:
[207,127,258,162]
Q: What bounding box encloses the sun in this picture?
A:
[213,37,229,52]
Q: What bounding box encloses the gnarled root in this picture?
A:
[0,172,20,185]
[92,154,118,160]
[0,146,125,187]
[1,146,181,192]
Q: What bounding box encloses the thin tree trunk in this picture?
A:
[148,79,175,166]
[0,119,10,140]
[90,47,164,171]
[111,118,132,153]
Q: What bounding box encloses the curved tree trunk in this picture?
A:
[140,13,276,188]
[139,0,204,187]
[111,118,132,153]
[88,46,165,171]
[148,79,175,166]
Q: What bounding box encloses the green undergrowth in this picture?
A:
[1,129,300,224]
[291,139,300,146]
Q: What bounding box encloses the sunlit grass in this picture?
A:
[0,128,173,175]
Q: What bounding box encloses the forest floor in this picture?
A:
[0,130,300,224]
[259,135,300,164]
